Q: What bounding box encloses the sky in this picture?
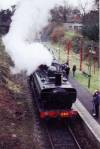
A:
[0,0,19,9]
[0,0,93,11]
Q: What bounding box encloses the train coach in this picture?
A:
[29,60,78,119]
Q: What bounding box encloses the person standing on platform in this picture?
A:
[61,61,70,79]
[72,65,76,77]
[64,61,70,79]
[65,65,70,79]
[66,61,69,67]
[92,90,100,118]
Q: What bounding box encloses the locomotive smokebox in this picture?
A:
[55,73,62,86]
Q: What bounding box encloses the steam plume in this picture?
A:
[3,0,63,75]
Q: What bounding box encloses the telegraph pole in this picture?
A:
[79,38,83,71]
[88,44,93,88]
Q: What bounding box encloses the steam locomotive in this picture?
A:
[29,59,77,119]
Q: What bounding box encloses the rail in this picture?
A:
[45,122,82,149]
[46,127,55,149]
[68,126,82,149]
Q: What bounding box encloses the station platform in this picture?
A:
[69,75,100,123]
[69,75,100,143]
[73,99,100,143]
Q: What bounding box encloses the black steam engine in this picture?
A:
[29,60,77,119]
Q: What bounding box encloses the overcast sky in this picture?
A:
[0,0,93,11]
[0,0,19,9]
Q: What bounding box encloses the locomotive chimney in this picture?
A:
[55,73,62,86]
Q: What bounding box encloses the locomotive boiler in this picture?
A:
[29,60,77,119]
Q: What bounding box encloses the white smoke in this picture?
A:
[3,0,63,75]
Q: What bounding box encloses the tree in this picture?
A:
[78,0,89,15]
[50,6,68,23]
[95,0,99,11]
[0,7,15,35]
[81,0,99,41]
[81,10,99,41]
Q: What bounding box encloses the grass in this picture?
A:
[65,31,75,39]
[65,31,82,40]
[75,69,100,93]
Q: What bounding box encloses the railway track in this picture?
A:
[43,120,81,149]
[41,117,99,149]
